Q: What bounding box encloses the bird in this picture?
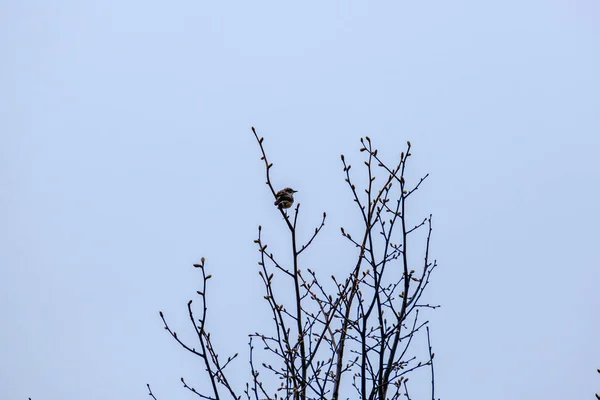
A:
[274,187,298,209]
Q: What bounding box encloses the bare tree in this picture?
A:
[149,128,439,400]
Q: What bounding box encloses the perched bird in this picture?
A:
[274,187,298,209]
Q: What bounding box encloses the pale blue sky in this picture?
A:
[1,1,599,399]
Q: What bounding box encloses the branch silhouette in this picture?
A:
[149,128,439,400]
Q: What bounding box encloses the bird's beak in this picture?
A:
[293,190,298,193]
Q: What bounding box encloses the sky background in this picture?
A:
[1,1,599,399]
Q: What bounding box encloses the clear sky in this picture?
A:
[1,1,599,399]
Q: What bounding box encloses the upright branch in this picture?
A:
[155,258,240,400]
[250,127,331,399]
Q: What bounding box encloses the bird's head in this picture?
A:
[283,187,298,194]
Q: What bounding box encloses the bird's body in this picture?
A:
[274,187,297,209]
